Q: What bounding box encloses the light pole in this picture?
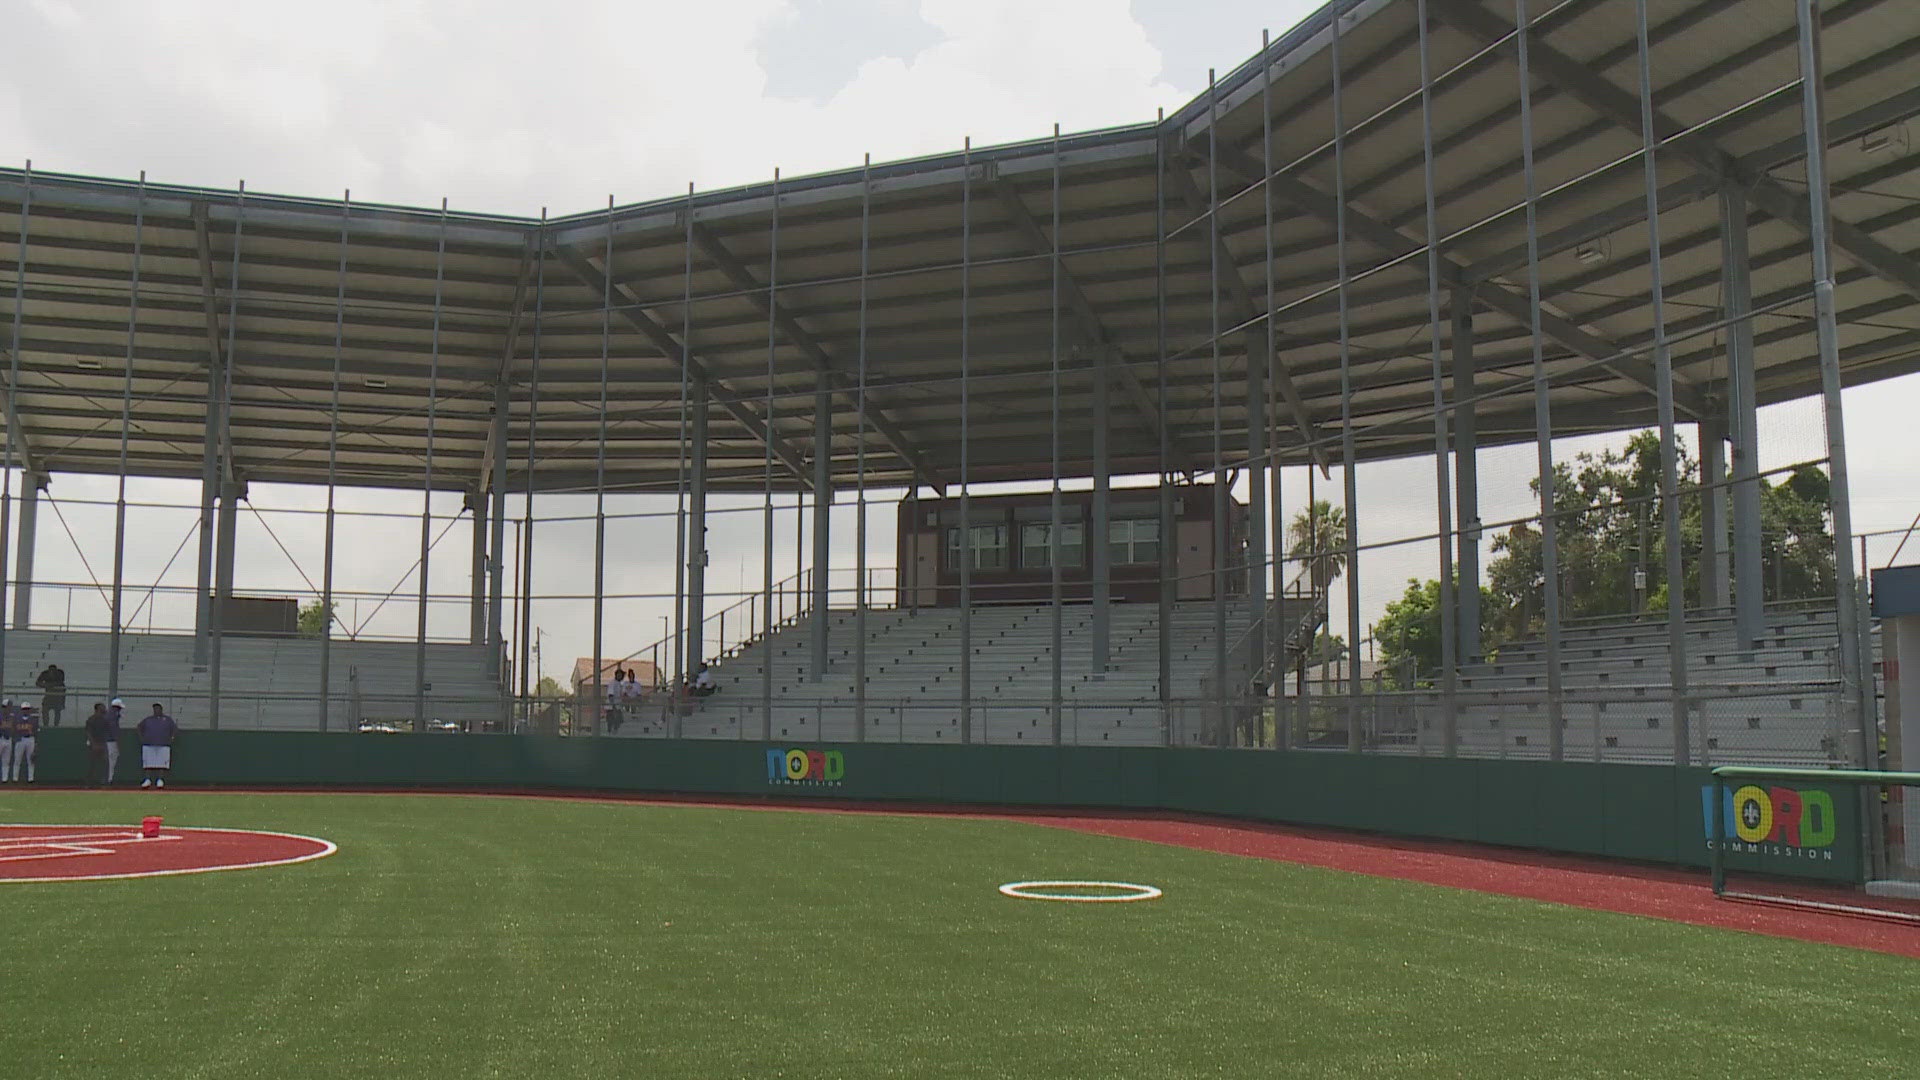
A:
[656,615,668,687]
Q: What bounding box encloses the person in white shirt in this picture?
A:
[692,663,718,698]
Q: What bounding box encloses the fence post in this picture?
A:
[1710,770,1727,895]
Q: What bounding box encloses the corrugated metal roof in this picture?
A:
[1,0,1917,494]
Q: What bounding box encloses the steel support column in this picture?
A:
[191,195,239,670]
[486,382,509,667]
[321,191,349,732]
[1699,420,1730,610]
[1722,183,1764,649]
[1328,24,1362,751]
[209,478,241,730]
[1515,0,1566,760]
[10,472,41,630]
[1260,35,1285,751]
[417,200,448,734]
[1451,295,1482,663]
[809,367,831,682]
[109,174,147,703]
[958,143,974,745]
[686,380,710,678]
[1091,346,1112,677]
[1153,114,1173,742]
[469,490,487,646]
[0,162,28,706]
[1638,0,1694,765]
[1796,0,1876,783]
[854,159,872,742]
[1418,0,1458,758]
[1245,334,1269,726]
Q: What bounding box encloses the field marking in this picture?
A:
[0,825,337,883]
[0,830,184,864]
[999,880,1162,903]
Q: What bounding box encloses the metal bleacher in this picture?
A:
[2,629,506,730]
[1423,604,1862,766]
[617,601,1256,746]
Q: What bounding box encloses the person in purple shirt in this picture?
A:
[136,703,178,789]
[4,705,37,783]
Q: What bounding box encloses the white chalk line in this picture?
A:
[999,879,1163,903]
[0,824,337,883]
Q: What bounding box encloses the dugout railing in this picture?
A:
[1709,765,1920,923]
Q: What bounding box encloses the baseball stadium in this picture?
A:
[3,0,1920,1075]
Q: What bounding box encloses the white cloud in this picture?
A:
[0,0,1186,213]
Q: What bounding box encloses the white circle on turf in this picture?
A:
[998,880,1162,902]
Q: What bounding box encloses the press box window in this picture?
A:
[1109,519,1160,565]
[1021,522,1085,569]
[946,524,1008,571]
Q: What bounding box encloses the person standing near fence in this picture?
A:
[5,705,37,783]
[106,699,126,784]
[84,702,112,787]
[137,703,177,789]
[35,664,66,727]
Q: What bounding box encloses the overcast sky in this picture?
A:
[4,0,1916,704]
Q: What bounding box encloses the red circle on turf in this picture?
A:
[0,824,336,882]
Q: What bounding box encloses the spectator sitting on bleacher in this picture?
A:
[691,663,718,698]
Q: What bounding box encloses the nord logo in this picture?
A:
[1701,784,1838,851]
[767,748,845,786]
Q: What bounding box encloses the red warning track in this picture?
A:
[0,824,336,883]
[1006,811,1920,960]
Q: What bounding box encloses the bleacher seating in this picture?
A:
[1,629,505,731]
[616,601,1278,746]
[1395,605,1865,766]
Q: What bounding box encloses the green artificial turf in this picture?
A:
[1,791,1914,1078]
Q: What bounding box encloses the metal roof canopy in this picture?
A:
[3,0,1919,497]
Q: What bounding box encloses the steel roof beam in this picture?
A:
[687,222,945,493]
[1163,156,1333,472]
[479,241,534,491]
[190,202,240,484]
[984,177,1200,469]
[548,244,811,487]
[0,348,45,476]
[1432,0,1920,306]
[1199,140,1703,419]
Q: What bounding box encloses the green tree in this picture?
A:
[297,599,336,638]
[1479,429,1835,649]
[531,676,572,735]
[1288,501,1349,592]
[1760,465,1837,602]
[1374,576,1497,688]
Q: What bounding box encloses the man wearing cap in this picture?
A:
[5,705,36,783]
[136,703,177,789]
[0,702,14,782]
[105,698,125,784]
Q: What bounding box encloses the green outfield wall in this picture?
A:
[28,731,1863,883]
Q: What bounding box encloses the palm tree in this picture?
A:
[1288,500,1349,592]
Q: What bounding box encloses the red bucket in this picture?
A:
[140,816,162,839]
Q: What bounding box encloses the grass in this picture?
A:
[2,790,1915,1078]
